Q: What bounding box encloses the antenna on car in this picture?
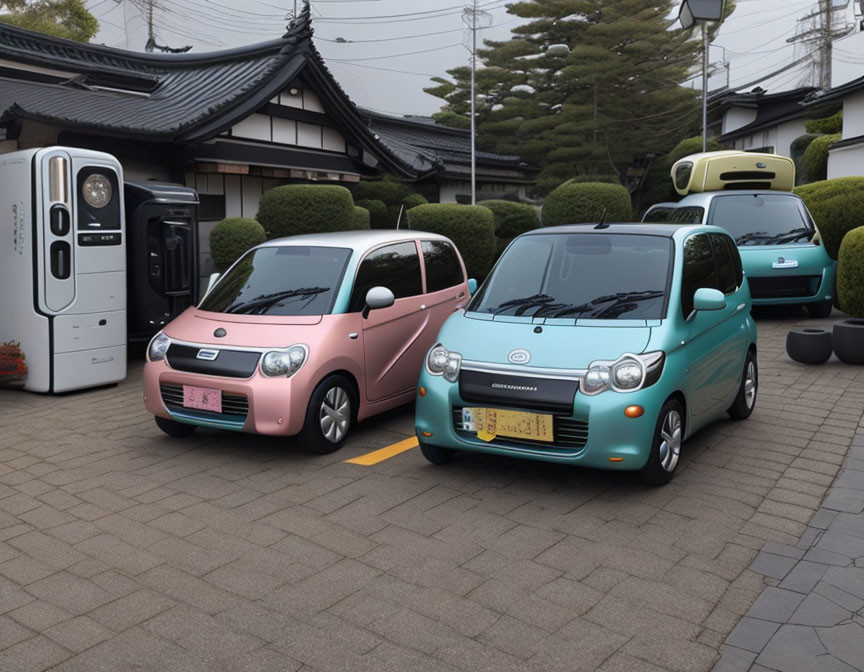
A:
[395,204,405,229]
[595,207,610,229]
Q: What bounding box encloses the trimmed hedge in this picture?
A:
[209,218,267,272]
[256,185,355,239]
[478,199,540,254]
[542,181,633,227]
[802,133,841,183]
[352,179,411,204]
[352,206,371,230]
[356,199,388,229]
[837,226,864,317]
[402,193,428,210]
[806,110,842,135]
[794,177,864,260]
[407,204,496,279]
[790,134,819,184]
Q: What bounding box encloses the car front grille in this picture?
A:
[160,383,249,421]
[452,406,588,451]
[748,275,821,299]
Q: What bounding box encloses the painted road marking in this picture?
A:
[345,436,418,466]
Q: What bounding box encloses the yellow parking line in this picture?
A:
[345,436,418,466]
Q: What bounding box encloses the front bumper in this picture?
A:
[143,360,308,436]
[414,370,665,470]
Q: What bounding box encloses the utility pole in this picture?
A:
[462,0,489,206]
[788,0,852,89]
[702,22,708,153]
[821,0,832,89]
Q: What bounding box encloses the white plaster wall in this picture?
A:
[776,119,807,157]
[722,107,758,135]
[843,91,864,140]
[231,113,270,142]
[827,143,864,179]
[832,32,864,88]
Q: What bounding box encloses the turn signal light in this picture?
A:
[422,431,433,437]
[418,386,427,397]
[624,405,644,418]
[608,457,624,463]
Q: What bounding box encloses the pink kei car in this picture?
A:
[143,230,472,453]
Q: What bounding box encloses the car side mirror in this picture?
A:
[468,278,478,294]
[693,287,726,313]
[363,286,395,319]
[205,272,220,295]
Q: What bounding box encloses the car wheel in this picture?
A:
[833,319,864,365]
[786,328,833,365]
[155,415,197,437]
[806,300,833,318]
[728,351,758,420]
[639,399,684,486]
[299,374,355,454]
[419,440,455,465]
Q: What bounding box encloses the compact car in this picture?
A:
[144,230,472,453]
[414,223,758,484]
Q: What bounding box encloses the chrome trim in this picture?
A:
[460,359,585,381]
[48,156,68,204]
[196,349,219,361]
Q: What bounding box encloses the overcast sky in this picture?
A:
[86,0,820,117]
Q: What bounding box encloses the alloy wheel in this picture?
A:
[658,409,682,473]
[319,386,350,443]
[744,361,757,409]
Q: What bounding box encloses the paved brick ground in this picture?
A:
[0,310,862,671]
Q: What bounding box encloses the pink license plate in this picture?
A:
[183,385,222,413]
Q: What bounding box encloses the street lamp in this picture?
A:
[678,0,726,152]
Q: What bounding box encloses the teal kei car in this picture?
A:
[414,224,758,484]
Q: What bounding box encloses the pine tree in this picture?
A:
[0,0,99,43]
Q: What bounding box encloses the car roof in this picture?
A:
[522,222,705,237]
[674,190,802,207]
[264,229,450,253]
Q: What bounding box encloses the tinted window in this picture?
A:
[199,246,350,316]
[681,234,720,318]
[349,242,422,312]
[709,233,742,294]
[643,206,705,224]
[468,233,673,320]
[709,194,813,245]
[422,240,464,293]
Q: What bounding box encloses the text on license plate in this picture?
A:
[183,385,222,412]
[462,407,554,442]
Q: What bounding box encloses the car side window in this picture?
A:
[708,233,739,295]
[349,242,422,312]
[421,240,464,293]
[681,234,720,318]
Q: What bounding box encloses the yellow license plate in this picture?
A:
[465,407,554,443]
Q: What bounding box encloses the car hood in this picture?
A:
[161,307,326,348]
[437,312,653,369]
[739,243,833,275]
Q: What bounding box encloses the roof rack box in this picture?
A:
[670,151,795,196]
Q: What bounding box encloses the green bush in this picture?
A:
[209,218,267,272]
[407,204,496,279]
[639,136,723,208]
[794,177,864,260]
[806,110,843,135]
[479,199,540,255]
[837,226,864,317]
[568,174,622,184]
[402,193,428,210]
[791,134,820,184]
[352,206,371,230]
[352,179,411,205]
[356,199,388,229]
[542,181,633,227]
[802,133,841,184]
[256,185,355,239]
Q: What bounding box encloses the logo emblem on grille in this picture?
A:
[507,348,531,364]
[214,328,226,338]
[756,161,767,169]
[196,349,219,361]
[773,256,798,269]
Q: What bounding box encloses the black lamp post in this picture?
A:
[678,0,726,152]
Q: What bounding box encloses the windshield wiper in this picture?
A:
[547,290,665,319]
[226,287,329,314]
[489,293,555,316]
[762,227,812,245]
[734,231,771,245]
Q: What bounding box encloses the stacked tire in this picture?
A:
[786,319,864,365]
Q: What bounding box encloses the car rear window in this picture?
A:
[422,240,464,293]
[709,194,812,245]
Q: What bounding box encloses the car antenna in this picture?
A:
[595,207,610,229]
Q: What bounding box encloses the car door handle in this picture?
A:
[456,292,465,300]
[419,304,427,310]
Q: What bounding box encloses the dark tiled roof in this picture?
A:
[807,74,864,105]
[713,87,817,142]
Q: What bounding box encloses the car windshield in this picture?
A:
[643,206,705,224]
[709,194,813,246]
[199,245,351,316]
[468,233,672,320]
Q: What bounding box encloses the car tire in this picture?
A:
[806,300,833,318]
[833,319,864,365]
[728,351,758,420]
[786,328,833,365]
[299,374,355,454]
[640,399,684,486]
[155,415,197,437]
[419,440,455,465]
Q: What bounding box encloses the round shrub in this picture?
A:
[407,204,496,279]
[478,199,539,255]
[837,226,864,317]
[352,206,370,230]
[209,218,266,272]
[794,177,864,259]
[791,134,819,184]
[256,185,354,239]
[356,199,389,229]
[352,179,411,205]
[402,193,428,210]
[542,181,633,227]
[802,133,841,184]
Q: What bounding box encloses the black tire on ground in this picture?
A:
[786,328,833,365]
[299,374,356,454]
[728,351,759,420]
[806,300,833,318]
[155,415,197,437]
[418,440,455,465]
[640,398,685,486]
[833,319,864,365]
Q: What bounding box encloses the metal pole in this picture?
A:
[702,21,708,152]
[470,0,477,205]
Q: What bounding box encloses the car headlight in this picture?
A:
[261,345,307,378]
[612,358,643,390]
[82,174,112,208]
[580,351,665,395]
[581,366,611,395]
[148,332,171,362]
[426,344,462,383]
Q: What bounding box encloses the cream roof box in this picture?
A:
[670,151,795,196]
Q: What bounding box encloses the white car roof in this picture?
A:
[264,229,451,254]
